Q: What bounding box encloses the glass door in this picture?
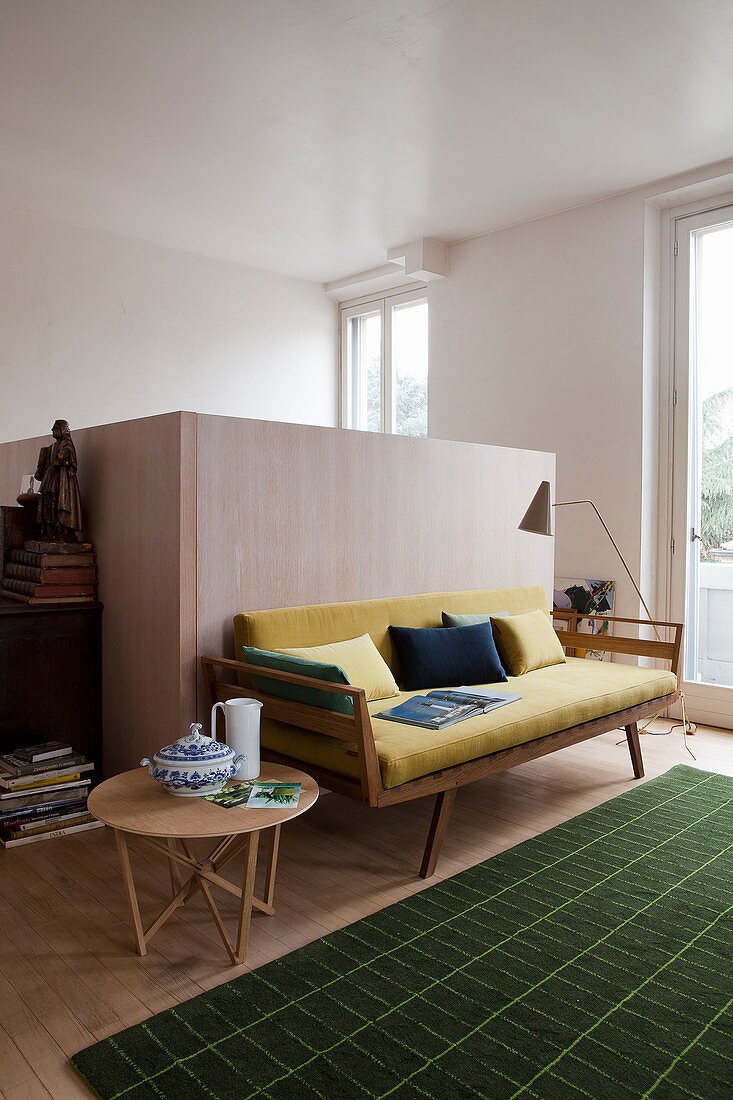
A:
[672,206,733,729]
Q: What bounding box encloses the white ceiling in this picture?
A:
[2,0,733,283]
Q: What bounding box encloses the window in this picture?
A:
[340,288,428,436]
[670,203,733,727]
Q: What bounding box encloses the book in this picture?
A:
[4,562,96,584]
[0,789,87,816]
[246,782,301,808]
[0,589,95,605]
[0,507,37,579]
[0,777,91,800]
[375,689,521,729]
[13,741,73,763]
[0,818,104,848]
[0,766,93,791]
[203,781,302,809]
[9,548,95,569]
[203,782,259,807]
[24,541,93,554]
[453,685,524,703]
[15,808,92,833]
[1,578,95,598]
[0,787,89,815]
[0,751,86,777]
[0,798,88,829]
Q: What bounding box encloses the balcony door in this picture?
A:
[671,205,733,729]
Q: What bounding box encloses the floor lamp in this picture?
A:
[518,480,696,757]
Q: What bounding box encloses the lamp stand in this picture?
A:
[554,499,696,759]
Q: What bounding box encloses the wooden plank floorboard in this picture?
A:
[0,920,106,1045]
[1,834,208,1013]
[0,723,729,1098]
[3,1081,55,1100]
[0,922,96,1054]
[0,968,77,1098]
[0,1022,38,1094]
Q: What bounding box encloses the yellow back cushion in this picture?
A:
[491,607,566,676]
[234,586,549,675]
[276,633,399,701]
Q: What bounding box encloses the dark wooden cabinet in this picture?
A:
[0,600,102,767]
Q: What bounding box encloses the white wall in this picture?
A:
[429,191,648,623]
[0,207,337,443]
[429,158,733,636]
[640,200,662,622]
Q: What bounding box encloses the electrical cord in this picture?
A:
[616,703,697,759]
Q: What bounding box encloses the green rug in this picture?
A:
[72,764,732,1099]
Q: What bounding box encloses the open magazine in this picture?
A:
[375,687,521,729]
[203,781,301,808]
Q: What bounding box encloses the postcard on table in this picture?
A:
[204,781,301,809]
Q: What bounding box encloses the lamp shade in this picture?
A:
[518,480,553,536]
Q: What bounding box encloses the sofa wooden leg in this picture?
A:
[625,722,644,779]
[420,788,458,879]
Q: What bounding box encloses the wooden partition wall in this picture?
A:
[1,412,554,773]
[0,413,196,776]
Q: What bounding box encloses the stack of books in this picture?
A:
[1,542,96,604]
[0,741,102,847]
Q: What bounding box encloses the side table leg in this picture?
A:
[263,824,281,911]
[114,829,147,956]
[166,837,182,895]
[235,831,260,964]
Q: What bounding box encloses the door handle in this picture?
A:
[690,528,703,543]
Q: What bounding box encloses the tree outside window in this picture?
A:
[341,290,428,437]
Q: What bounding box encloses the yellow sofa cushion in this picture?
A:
[275,633,399,701]
[258,658,677,789]
[234,586,549,677]
[492,607,567,675]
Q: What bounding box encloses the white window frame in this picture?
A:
[339,285,428,434]
[662,194,733,728]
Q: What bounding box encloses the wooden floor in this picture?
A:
[0,721,731,1100]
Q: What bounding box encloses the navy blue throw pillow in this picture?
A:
[388,621,507,691]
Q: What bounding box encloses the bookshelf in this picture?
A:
[0,599,102,765]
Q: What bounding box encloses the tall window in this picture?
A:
[669,202,733,729]
[340,288,428,436]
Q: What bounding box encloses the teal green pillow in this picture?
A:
[442,610,508,628]
[241,645,353,715]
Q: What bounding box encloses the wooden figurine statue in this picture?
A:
[34,420,83,542]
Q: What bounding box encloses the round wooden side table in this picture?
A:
[88,763,318,965]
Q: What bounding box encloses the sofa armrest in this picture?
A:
[552,612,683,678]
[201,655,384,806]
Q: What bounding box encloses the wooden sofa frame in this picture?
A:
[203,612,682,878]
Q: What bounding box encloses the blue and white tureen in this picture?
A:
[141,722,246,797]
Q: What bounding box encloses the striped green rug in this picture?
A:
[73,764,732,1099]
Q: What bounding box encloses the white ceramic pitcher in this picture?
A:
[211,698,262,780]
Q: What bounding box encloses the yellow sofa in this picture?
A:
[203,586,681,877]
